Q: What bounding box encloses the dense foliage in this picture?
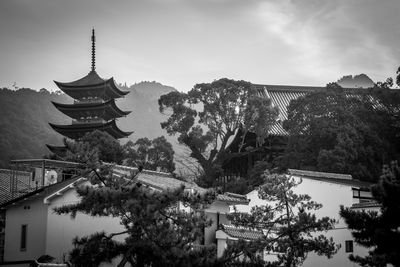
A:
[124,136,175,173]
[57,177,217,267]
[61,130,125,164]
[340,161,400,267]
[224,173,339,267]
[158,78,278,187]
[278,84,400,181]
[56,135,218,267]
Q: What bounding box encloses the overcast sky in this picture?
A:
[0,0,399,92]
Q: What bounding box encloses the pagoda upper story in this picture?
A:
[54,71,129,101]
[49,29,132,141]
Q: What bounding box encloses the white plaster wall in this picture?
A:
[237,178,354,225]
[204,201,230,245]
[234,177,368,267]
[204,201,230,214]
[46,187,125,263]
[4,196,47,262]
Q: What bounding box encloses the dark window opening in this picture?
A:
[345,240,353,253]
[20,225,27,251]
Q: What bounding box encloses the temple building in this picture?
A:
[221,84,369,178]
[48,29,131,152]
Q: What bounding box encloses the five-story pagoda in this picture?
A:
[48,29,131,152]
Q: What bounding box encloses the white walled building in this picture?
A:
[216,169,379,267]
[0,165,248,266]
[1,176,125,267]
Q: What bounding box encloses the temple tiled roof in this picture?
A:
[49,119,132,140]
[269,123,287,136]
[56,70,105,86]
[52,99,131,121]
[253,84,323,122]
[221,224,264,240]
[252,84,321,136]
[251,84,382,136]
[54,72,129,101]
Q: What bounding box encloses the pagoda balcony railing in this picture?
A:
[74,98,103,104]
[72,118,106,124]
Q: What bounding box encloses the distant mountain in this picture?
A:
[117,81,177,141]
[0,82,180,168]
[336,74,375,88]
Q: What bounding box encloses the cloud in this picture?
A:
[0,0,399,91]
[254,0,399,83]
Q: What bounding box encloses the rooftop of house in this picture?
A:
[220,224,264,240]
[0,159,82,206]
[0,174,85,209]
[216,192,250,205]
[288,169,373,188]
[113,164,249,204]
[0,162,249,208]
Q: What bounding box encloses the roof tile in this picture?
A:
[221,224,264,240]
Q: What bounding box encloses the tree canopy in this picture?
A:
[224,173,339,267]
[340,161,400,267]
[278,84,400,181]
[158,78,278,187]
[62,130,125,164]
[124,136,175,173]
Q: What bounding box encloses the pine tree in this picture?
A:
[223,173,339,267]
[55,132,218,266]
[340,160,400,267]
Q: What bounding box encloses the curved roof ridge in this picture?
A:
[54,70,105,87]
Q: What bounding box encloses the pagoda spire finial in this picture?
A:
[91,28,96,72]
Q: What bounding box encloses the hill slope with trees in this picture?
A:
[0,82,177,168]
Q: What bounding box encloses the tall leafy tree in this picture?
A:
[224,173,339,267]
[56,134,218,267]
[340,161,400,267]
[278,83,399,181]
[124,136,175,173]
[158,78,278,186]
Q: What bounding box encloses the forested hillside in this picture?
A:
[0,82,178,168]
[0,88,70,167]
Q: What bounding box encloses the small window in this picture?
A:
[20,225,27,251]
[345,240,353,253]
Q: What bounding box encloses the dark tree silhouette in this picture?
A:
[340,161,400,267]
[278,83,400,181]
[224,173,339,267]
[158,78,278,187]
[124,136,175,173]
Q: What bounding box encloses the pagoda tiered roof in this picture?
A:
[52,99,131,121]
[54,70,129,101]
[47,29,132,145]
[49,120,132,140]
